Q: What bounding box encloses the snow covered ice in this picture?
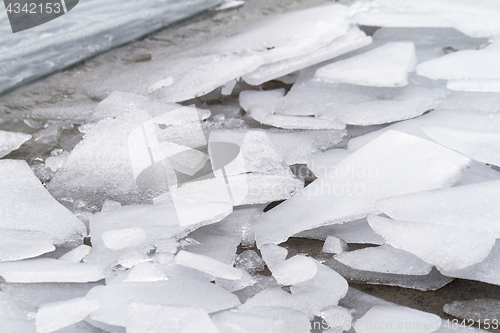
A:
[2,0,500,331]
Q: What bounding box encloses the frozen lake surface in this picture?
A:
[0,0,222,95]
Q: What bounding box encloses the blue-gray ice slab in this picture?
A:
[0,0,222,95]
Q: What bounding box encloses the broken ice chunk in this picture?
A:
[0,293,35,321]
[0,283,101,310]
[215,270,257,292]
[268,130,347,165]
[254,131,471,247]
[211,4,350,64]
[44,151,69,172]
[422,126,500,167]
[271,255,317,285]
[280,78,440,126]
[0,259,104,283]
[315,42,417,87]
[212,311,289,333]
[175,250,242,280]
[242,27,372,86]
[240,89,345,130]
[237,306,311,333]
[325,257,452,291]
[88,277,240,327]
[289,261,349,316]
[0,160,86,246]
[36,297,99,333]
[349,0,500,38]
[447,79,500,93]
[296,218,385,245]
[183,231,240,266]
[371,27,489,64]
[0,319,35,333]
[376,180,500,237]
[241,287,316,318]
[84,203,227,273]
[439,240,500,285]
[368,215,496,272]
[48,108,152,205]
[124,262,169,282]
[322,236,348,255]
[100,199,122,212]
[416,40,500,83]
[147,53,263,102]
[0,229,55,262]
[127,303,219,333]
[260,244,288,270]
[101,228,147,251]
[335,244,433,275]
[234,250,265,274]
[213,129,346,165]
[59,245,92,263]
[221,79,237,96]
[355,305,441,333]
[320,306,352,332]
[0,130,31,158]
[347,109,500,152]
[455,161,500,186]
[443,299,500,322]
[307,149,352,178]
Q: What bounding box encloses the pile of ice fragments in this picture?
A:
[1,0,500,332]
